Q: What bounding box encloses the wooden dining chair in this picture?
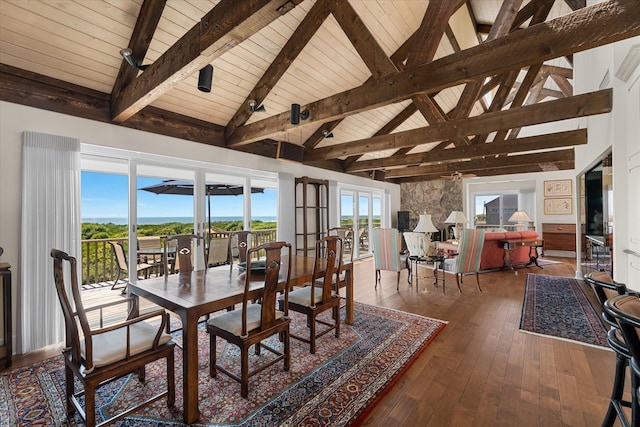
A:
[327,227,353,292]
[51,249,175,427]
[207,242,292,398]
[282,235,342,354]
[108,241,153,294]
[228,230,256,271]
[604,294,640,427]
[164,234,206,274]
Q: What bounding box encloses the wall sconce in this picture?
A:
[119,48,149,71]
[291,103,309,125]
[508,210,532,232]
[322,130,333,138]
[248,100,266,112]
[198,64,213,93]
[445,211,468,241]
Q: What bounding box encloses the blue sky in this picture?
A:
[81,171,277,219]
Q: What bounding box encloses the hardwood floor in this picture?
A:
[2,257,620,426]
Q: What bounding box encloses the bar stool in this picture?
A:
[584,272,634,427]
[604,294,640,427]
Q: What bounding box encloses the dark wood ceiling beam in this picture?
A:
[345,129,586,172]
[550,73,574,97]
[110,0,166,106]
[493,63,544,142]
[394,160,574,183]
[564,0,586,11]
[385,149,575,178]
[226,0,330,138]
[304,89,611,161]
[508,74,548,139]
[0,64,226,146]
[227,0,639,148]
[542,64,573,78]
[112,0,302,123]
[329,0,397,77]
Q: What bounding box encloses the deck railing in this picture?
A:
[81,229,277,286]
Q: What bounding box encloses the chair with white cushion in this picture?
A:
[207,241,292,398]
[51,249,175,427]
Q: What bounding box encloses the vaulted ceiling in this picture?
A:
[1,0,639,182]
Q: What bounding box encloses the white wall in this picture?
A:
[0,101,401,352]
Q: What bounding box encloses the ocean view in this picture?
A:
[83,216,277,225]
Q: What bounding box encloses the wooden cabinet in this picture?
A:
[542,223,576,252]
[295,177,329,257]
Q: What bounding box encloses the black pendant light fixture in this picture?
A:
[198,64,213,93]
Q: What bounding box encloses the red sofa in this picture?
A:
[480,230,540,270]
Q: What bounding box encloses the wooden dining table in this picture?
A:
[128,255,354,424]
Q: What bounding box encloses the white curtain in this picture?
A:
[20,131,81,353]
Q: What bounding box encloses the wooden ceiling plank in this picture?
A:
[111,0,303,123]
[228,0,639,147]
[345,129,587,172]
[304,89,611,161]
[110,0,167,106]
[385,148,575,178]
[329,0,397,77]
[226,0,331,138]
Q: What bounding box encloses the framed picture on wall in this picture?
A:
[544,198,573,215]
[544,179,572,197]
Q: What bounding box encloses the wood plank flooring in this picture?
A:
[2,257,620,426]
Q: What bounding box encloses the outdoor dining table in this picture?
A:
[127,255,354,424]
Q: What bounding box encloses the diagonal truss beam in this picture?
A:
[112,0,303,123]
[304,89,611,161]
[227,0,640,147]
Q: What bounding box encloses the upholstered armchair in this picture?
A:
[372,228,410,291]
[443,229,485,292]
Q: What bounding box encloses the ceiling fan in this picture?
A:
[442,171,476,181]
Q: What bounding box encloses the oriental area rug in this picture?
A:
[0,302,445,426]
[520,273,608,348]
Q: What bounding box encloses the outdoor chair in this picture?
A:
[108,241,153,294]
[584,272,635,427]
[443,228,485,293]
[51,249,175,427]
[207,242,292,398]
[372,227,410,291]
[137,236,162,266]
[282,235,342,354]
[604,294,640,427]
[207,237,229,266]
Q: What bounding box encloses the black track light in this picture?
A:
[291,103,309,125]
[322,130,334,138]
[119,48,149,71]
[198,64,213,93]
[248,100,266,113]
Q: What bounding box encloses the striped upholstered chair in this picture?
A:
[372,227,410,291]
[443,228,485,293]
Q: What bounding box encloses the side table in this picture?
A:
[1,263,12,368]
[409,255,446,294]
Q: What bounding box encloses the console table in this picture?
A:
[498,239,544,271]
[0,263,11,368]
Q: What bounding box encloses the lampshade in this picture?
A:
[445,211,468,224]
[414,214,438,233]
[508,211,532,223]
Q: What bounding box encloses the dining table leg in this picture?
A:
[345,264,354,325]
[180,310,200,424]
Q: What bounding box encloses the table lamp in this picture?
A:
[445,211,468,241]
[414,214,438,243]
[508,211,532,232]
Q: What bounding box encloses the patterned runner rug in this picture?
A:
[520,273,608,348]
[0,302,445,426]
